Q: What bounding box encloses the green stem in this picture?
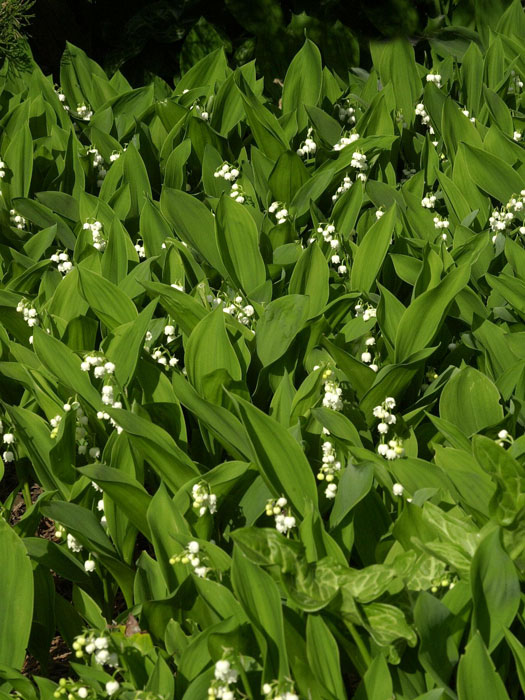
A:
[21,478,32,510]
[346,621,372,672]
[238,656,254,699]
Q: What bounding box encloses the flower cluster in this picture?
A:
[9,208,26,229]
[188,99,210,120]
[321,369,343,411]
[392,482,404,497]
[354,301,377,321]
[73,404,92,455]
[317,439,342,499]
[401,167,416,183]
[192,481,217,516]
[373,398,405,460]
[496,429,513,448]
[430,571,457,594]
[265,496,296,534]
[80,354,115,378]
[50,250,73,274]
[336,99,356,124]
[360,336,379,372]
[489,191,525,241]
[310,223,348,275]
[86,146,107,187]
[460,109,476,123]
[421,193,437,209]
[333,132,360,151]
[169,540,208,578]
[16,298,39,329]
[415,103,430,125]
[2,431,15,463]
[221,294,255,326]
[134,239,146,258]
[52,676,101,699]
[263,681,299,700]
[268,201,289,224]
[415,103,437,145]
[83,219,106,251]
[331,174,352,202]
[208,658,239,700]
[432,214,449,237]
[149,346,179,367]
[229,182,246,204]
[67,533,83,553]
[0,159,6,180]
[296,128,317,158]
[214,162,240,182]
[72,631,118,668]
[508,70,524,95]
[76,103,93,121]
[350,150,367,182]
[426,73,442,88]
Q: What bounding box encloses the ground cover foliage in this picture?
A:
[1,1,525,698]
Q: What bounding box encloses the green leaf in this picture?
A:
[486,273,525,316]
[215,195,266,295]
[457,632,510,700]
[413,592,457,686]
[439,366,503,436]
[185,308,242,404]
[32,326,101,408]
[256,295,309,366]
[306,615,346,700]
[282,39,322,131]
[351,204,397,293]
[269,150,310,204]
[105,300,157,387]
[329,463,374,528]
[289,243,329,318]
[5,122,33,199]
[231,547,289,680]
[471,528,520,652]
[78,464,152,541]
[77,266,137,330]
[394,265,471,363]
[461,143,523,203]
[230,392,318,517]
[0,519,34,669]
[108,408,199,491]
[160,187,227,276]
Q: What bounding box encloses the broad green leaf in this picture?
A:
[77,266,137,330]
[282,39,322,131]
[256,295,309,366]
[230,393,318,517]
[289,243,329,318]
[185,308,242,404]
[439,366,503,436]
[108,408,199,491]
[471,528,520,652]
[394,265,471,363]
[0,519,34,669]
[461,143,523,204]
[160,187,227,276]
[457,632,510,700]
[306,615,346,700]
[215,195,266,294]
[32,327,101,408]
[351,204,397,293]
[79,464,152,541]
[231,547,289,680]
